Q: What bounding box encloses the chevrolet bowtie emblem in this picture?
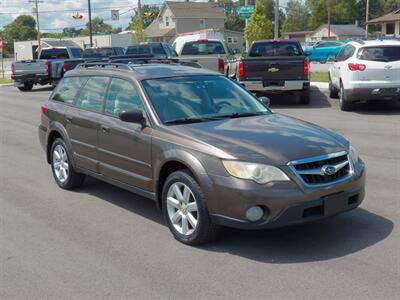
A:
[268,67,279,72]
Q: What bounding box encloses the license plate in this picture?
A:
[323,192,348,216]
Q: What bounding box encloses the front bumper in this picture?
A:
[205,160,366,229]
[345,87,400,102]
[239,80,309,92]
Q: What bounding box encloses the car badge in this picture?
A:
[268,67,279,72]
[322,165,337,176]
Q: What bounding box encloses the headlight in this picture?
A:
[222,161,290,184]
[349,145,359,164]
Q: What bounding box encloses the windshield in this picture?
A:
[142,75,270,124]
[181,41,226,55]
[83,48,114,58]
[358,46,400,62]
[249,42,303,57]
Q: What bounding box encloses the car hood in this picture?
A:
[167,114,348,165]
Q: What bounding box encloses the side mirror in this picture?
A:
[259,96,270,108]
[119,109,145,125]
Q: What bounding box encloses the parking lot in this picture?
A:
[0,85,399,299]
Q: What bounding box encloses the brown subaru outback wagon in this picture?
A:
[39,62,366,245]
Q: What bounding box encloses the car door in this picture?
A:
[97,77,153,191]
[65,76,110,173]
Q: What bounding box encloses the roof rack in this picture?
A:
[75,62,134,71]
[109,55,202,68]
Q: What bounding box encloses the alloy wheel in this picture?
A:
[53,144,69,183]
[166,182,199,235]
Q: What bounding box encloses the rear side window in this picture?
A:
[358,46,400,62]
[105,78,144,117]
[51,77,86,104]
[336,45,356,62]
[181,41,226,55]
[83,48,114,58]
[75,77,110,113]
[70,48,83,58]
[249,42,303,57]
[40,48,69,59]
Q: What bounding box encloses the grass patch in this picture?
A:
[0,78,13,84]
[310,72,329,82]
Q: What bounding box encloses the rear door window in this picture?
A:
[358,46,400,62]
[40,48,70,59]
[75,77,110,113]
[104,78,144,117]
[51,77,87,104]
[249,42,303,57]
[70,48,83,58]
[181,41,226,55]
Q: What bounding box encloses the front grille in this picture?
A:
[288,152,352,187]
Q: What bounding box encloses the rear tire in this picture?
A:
[300,90,310,104]
[339,83,352,111]
[18,82,33,92]
[162,170,220,245]
[50,138,85,190]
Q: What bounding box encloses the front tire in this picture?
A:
[50,138,85,189]
[162,170,219,245]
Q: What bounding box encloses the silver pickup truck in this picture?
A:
[11,47,83,91]
[174,39,231,73]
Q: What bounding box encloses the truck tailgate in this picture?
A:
[241,57,307,81]
[13,60,48,76]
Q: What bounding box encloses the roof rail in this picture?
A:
[109,55,202,69]
[75,62,134,71]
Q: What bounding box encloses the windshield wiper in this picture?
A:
[216,112,265,119]
[164,117,218,125]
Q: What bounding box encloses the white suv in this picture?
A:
[329,40,400,110]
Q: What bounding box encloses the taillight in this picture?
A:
[303,60,310,76]
[11,63,15,75]
[41,101,47,114]
[348,63,366,71]
[45,61,51,75]
[238,61,245,78]
[62,63,68,73]
[218,58,224,73]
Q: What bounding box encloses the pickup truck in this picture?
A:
[226,40,311,104]
[125,42,178,59]
[174,39,230,73]
[11,47,83,91]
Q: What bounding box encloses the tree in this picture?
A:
[81,17,114,35]
[0,15,37,57]
[130,18,145,43]
[128,5,160,29]
[62,27,83,37]
[244,0,273,44]
[282,0,309,33]
[382,0,400,13]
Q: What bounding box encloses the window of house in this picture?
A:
[200,19,206,29]
[386,23,395,35]
[227,37,238,44]
[165,16,170,27]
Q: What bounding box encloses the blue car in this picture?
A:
[304,40,346,63]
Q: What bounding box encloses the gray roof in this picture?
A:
[144,19,176,38]
[41,39,80,48]
[316,24,365,36]
[165,1,224,19]
[367,9,400,24]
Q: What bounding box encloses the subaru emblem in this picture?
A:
[322,165,337,176]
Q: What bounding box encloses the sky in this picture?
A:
[0,0,291,32]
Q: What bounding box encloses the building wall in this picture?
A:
[175,18,224,34]
[224,31,244,52]
[159,7,176,30]
[311,27,339,40]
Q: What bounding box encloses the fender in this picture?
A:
[46,122,76,167]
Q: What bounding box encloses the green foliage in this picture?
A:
[62,27,83,37]
[244,0,273,44]
[210,0,245,32]
[128,5,160,29]
[282,0,309,33]
[383,0,400,13]
[0,15,37,57]
[42,32,64,39]
[81,17,115,35]
[130,18,145,43]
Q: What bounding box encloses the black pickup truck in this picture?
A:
[226,40,311,104]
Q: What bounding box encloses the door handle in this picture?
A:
[101,125,110,133]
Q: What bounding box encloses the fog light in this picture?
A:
[246,206,264,222]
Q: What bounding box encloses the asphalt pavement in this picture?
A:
[0,85,399,299]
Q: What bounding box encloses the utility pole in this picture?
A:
[88,0,93,47]
[137,0,142,23]
[29,0,43,52]
[274,0,279,39]
[327,3,331,39]
[245,0,249,50]
[365,0,369,39]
